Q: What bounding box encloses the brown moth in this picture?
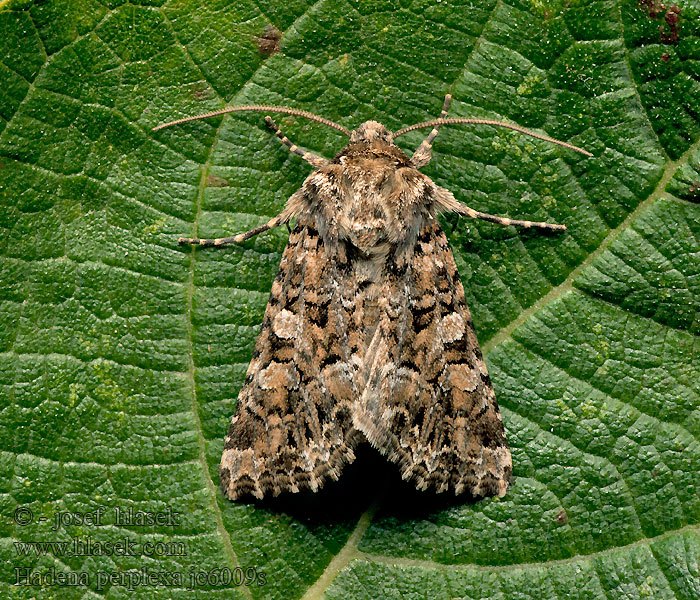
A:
[154,96,590,501]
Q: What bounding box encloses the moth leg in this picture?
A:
[178,215,281,246]
[178,212,288,246]
[465,208,566,231]
[410,94,452,168]
[434,186,566,231]
[265,116,329,168]
[179,190,306,247]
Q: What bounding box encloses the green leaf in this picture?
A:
[0,0,698,599]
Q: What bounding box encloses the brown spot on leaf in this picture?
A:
[191,84,211,101]
[639,0,682,44]
[661,5,681,43]
[639,0,665,18]
[688,181,700,197]
[206,175,229,187]
[255,24,282,56]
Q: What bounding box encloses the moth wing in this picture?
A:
[354,220,513,497]
[220,223,362,500]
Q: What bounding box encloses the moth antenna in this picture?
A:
[394,117,592,157]
[152,104,351,136]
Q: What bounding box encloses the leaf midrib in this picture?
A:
[297,2,507,597]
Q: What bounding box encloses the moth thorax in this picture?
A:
[349,121,393,144]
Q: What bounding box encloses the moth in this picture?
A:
[154,96,590,501]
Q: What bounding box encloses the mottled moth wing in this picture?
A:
[354,220,513,497]
[220,223,363,500]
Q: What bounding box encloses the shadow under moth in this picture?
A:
[154,96,590,501]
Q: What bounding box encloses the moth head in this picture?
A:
[350,121,394,145]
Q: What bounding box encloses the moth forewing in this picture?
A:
[155,98,590,500]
